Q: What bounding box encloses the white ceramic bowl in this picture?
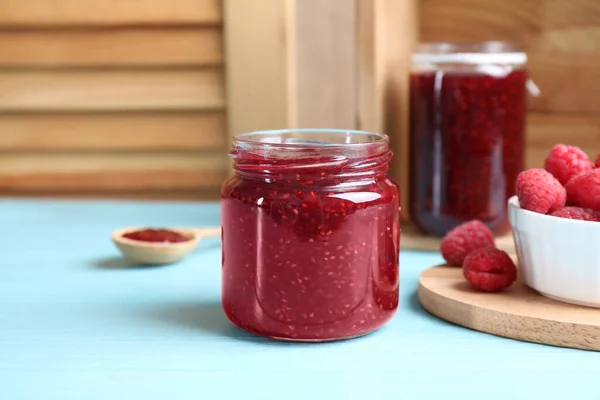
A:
[508,195,600,308]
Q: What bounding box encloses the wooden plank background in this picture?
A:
[0,28,223,67]
[0,0,222,26]
[0,0,598,201]
[420,0,600,170]
[0,0,226,199]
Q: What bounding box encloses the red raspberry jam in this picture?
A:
[122,228,190,243]
[221,129,400,341]
[409,42,528,236]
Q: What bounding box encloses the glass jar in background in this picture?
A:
[221,129,400,341]
[409,42,532,237]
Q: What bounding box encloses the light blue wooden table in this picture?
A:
[1,199,599,400]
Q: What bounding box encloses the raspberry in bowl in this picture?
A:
[508,195,600,308]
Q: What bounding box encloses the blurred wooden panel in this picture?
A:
[0,152,228,191]
[541,0,600,29]
[419,0,541,44]
[0,68,225,111]
[223,0,293,137]
[0,112,226,150]
[294,0,357,128]
[224,0,361,139]
[527,113,600,148]
[423,8,600,55]
[357,0,417,219]
[527,53,600,114]
[0,28,222,67]
[529,27,600,53]
[0,0,222,27]
[526,113,600,168]
[0,190,221,201]
[420,0,600,41]
[420,0,600,47]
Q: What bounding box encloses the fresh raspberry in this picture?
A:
[564,169,600,211]
[595,153,600,169]
[440,220,495,266]
[463,248,517,292]
[515,168,566,214]
[549,206,600,222]
[544,144,592,185]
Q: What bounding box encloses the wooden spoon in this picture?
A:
[111,226,221,265]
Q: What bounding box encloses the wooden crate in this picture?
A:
[0,0,227,200]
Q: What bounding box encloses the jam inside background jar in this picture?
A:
[409,42,528,237]
[220,129,400,341]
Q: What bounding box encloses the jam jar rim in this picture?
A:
[413,41,526,66]
[230,129,392,176]
[233,128,389,151]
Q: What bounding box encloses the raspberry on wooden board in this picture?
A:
[440,220,495,266]
[463,248,517,292]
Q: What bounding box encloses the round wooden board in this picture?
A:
[418,265,600,351]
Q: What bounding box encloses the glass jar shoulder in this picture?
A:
[222,173,399,210]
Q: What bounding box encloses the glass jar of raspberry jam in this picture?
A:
[409,42,532,236]
[221,129,400,341]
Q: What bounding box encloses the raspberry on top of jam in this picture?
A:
[122,228,190,243]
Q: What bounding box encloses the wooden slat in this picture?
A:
[420,0,600,47]
[0,191,222,201]
[526,112,600,168]
[224,0,360,139]
[357,0,417,220]
[527,53,600,114]
[527,113,600,148]
[422,10,600,54]
[541,0,600,29]
[0,68,225,111]
[419,0,542,45]
[0,28,223,67]
[528,27,600,54]
[223,0,294,138]
[0,112,226,151]
[419,0,600,42]
[0,152,228,191]
[294,0,357,128]
[0,0,222,27]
